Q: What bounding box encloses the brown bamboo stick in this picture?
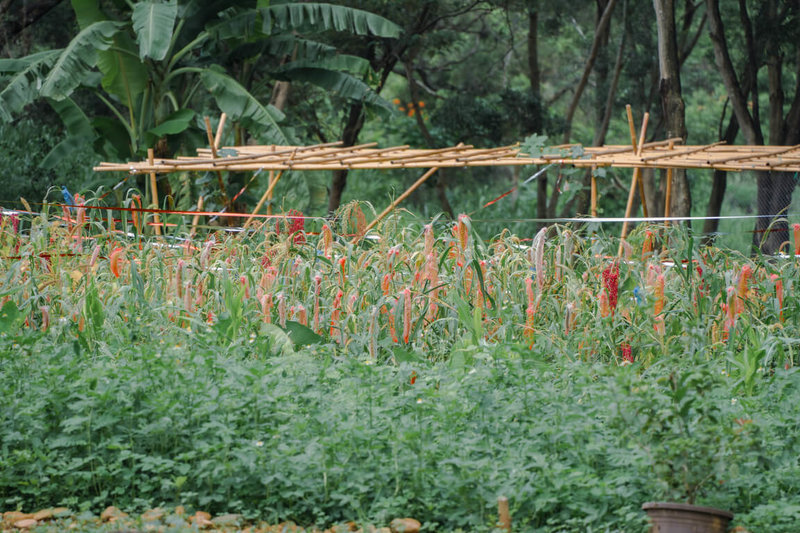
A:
[618,111,649,257]
[214,113,227,150]
[244,170,285,229]
[639,140,726,162]
[591,167,598,217]
[351,167,440,244]
[148,148,162,236]
[498,496,511,531]
[267,171,274,216]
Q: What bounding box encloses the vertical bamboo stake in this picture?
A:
[244,170,284,229]
[590,166,598,217]
[204,116,230,216]
[214,113,227,150]
[351,167,440,244]
[626,105,649,218]
[663,139,675,227]
[618,111,649,257]
[147,148,162,236]
[190,195,204,239]
[498,497,511,531]
[267,170,274,216]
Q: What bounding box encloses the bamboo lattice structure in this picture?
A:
[95,141,800,174]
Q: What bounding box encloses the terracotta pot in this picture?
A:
[642,502,734,533]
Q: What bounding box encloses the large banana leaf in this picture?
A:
[261,3,402,38]
[265,35,337,61]
[96,32,148,105]
[277,55,371,77]
[276,67,393,112]
[41,98,96,168]
[40,21,120,100]
[200,69,290,145]
[0,50,60,121]
[132,0,178,61]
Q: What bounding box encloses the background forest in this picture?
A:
[1,0,799,252]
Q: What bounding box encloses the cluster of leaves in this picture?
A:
[2,325,800,530]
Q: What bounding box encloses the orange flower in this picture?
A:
[109,247,123,278]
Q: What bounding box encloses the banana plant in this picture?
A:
[0,1,401,170]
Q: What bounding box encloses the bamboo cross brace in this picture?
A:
[244,170,285,229]
[705,143,800,165]
[639,140,726,162]
[147,148,162,236]
[618,109,649,257]
[351,167,440,244]
[185,141,346,166]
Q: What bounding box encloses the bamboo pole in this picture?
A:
[244,170,285,229]
[498,497,511,531]
[213,113,227,150]
[351,167,440,244]
[267,170,274,216]
[618,111,649,257]
[663,140,675,228]
[591,166,598,217]
[626,106,649,218]
[190,195,203,239]
[147,148,162,236]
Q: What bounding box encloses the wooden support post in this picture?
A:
[663,139,675,227]
[351,167,440,244]
[190,195,203,239]
[147,148,162,236]
[498,496,511,531]
[590,166,598,217]
[618,110,649,257]
[244,170,284,229]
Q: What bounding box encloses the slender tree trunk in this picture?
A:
[565,0,627,217]
[562,0,618,144]
[328,102,364,214]
[702,111,739,246]
[654,0,691,219]
[527,2,548,228]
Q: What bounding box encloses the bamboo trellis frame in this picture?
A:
[96,141,800,174]
[95,139,800,243]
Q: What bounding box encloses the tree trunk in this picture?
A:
[566,0,627,217]
[528,3,547,227]
[702,112,739,246]
[327,102,364,214]
[654,0,691,219]
[562,0,618,144]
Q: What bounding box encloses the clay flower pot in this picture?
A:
[642,502,733,533]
